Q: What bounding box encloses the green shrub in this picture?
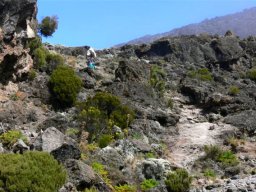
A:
[145,152,156,159]
[167,98,174,109]
[203,145,223,161]
[39,16,58,37]
[165,169,192,192]
[150,65,166,95]
[203,168,216,179]
[92,162,112,187]
[114,184,137,192]
[228,86,240,96]
[247,67,256,81]
[140,179,158,191]
[28,69,37,81]
[98,134,113,148]
[0,151,66,192]
[33,47,48,69]
[187,68,212,81]
[27,36,42,52]
[109,105,135,128]
[46,53,65,73]
[0,130,27,148]
[49,65,82,108]
[77,92,135,142]
[203,145,239,168]
[65,128,80,137]
[217,150,239,167]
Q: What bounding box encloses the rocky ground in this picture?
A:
[0,0,256,191]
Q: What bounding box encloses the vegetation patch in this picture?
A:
[140,179,159,191]
[247,67,256,81]
[77,92,134,143]
[0,151,66,192]
[49,65,82,108]
[165,169,192,192]
[203,168,216,179]
[150,65,166,95]
[187,68,213,81]
[203,145,239,168]
[0,130,27,149]
[114,184,137,192]
[228,86,240,96]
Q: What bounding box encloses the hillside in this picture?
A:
[0,0,256,191]
[117,7,256,46]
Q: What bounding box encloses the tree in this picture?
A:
[39,16,58,37]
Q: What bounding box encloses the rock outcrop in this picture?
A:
[0,0,37,83]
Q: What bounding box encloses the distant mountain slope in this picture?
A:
[116,7,256,47]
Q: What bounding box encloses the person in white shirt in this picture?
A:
[85,46,97,69]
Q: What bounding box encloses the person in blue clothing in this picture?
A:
[85,46,97,69]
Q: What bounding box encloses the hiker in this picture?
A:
[85,46,97,69]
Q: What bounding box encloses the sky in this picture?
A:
[37,0,256,50]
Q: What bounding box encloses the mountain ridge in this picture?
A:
[116,6,256,47]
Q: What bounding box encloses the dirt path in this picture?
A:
[167,104,235,169]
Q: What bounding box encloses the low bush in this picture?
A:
[27,36,42,52]
[187,68,212,81]
[114,184,137,192]
[46,53,65,73]
[98,134,113,148]
[228,86,240,96]
[49,65,82,108]
[165,169,192,192]
[77,92,134,142]
[92,162,112,188]
[203,168,216,179]
[0,151,66,192]
[217,150,239,167]
[247,67,256,81]
[203,145,223,161]
[0,130,27,149]
[28,69,37,81]
[140,179,158,191]
[33,47,48,69]
[150,65,166,95]
[203,145,239,168]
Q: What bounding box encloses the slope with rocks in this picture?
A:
[0,1,256,191]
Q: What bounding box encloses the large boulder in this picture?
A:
[33,127,74,152]
[224,110,256,136]
[51,143,81,163]
[93,146,125,170]
[64,159,97,191]
[136,158,174,181]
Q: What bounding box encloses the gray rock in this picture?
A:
[64,159,97,191]
[58,182,77,192]
[51,143,81,163]
[33,127,74,152]
[224,110,256,136]
[136,158,174,181]
[0,143,4,153]
[94,146,125,170]
[12,139,29,153]
[131,139,151,153]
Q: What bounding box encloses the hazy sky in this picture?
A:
[37,0,256,49]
